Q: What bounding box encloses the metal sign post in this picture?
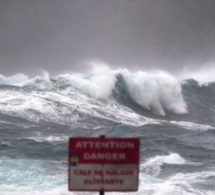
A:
[100,135,105,195]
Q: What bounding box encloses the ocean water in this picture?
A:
[0,67,215,195]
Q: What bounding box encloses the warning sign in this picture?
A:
[68,137,140,191]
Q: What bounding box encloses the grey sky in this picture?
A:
[1,0,215,76]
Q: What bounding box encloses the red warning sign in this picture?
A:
[68,137,140,192]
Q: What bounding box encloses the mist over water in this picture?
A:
[177,64,215,85]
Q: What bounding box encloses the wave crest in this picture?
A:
[0,68,188,116]
[0,73,29,85]
[119,70,187,115]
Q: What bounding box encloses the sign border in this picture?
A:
[68,137,140,192]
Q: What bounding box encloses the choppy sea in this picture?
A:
[0,67,215,195]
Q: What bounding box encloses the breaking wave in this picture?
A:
[0,67,187,115]
[1,65,215,127]
[141,153,187,177]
